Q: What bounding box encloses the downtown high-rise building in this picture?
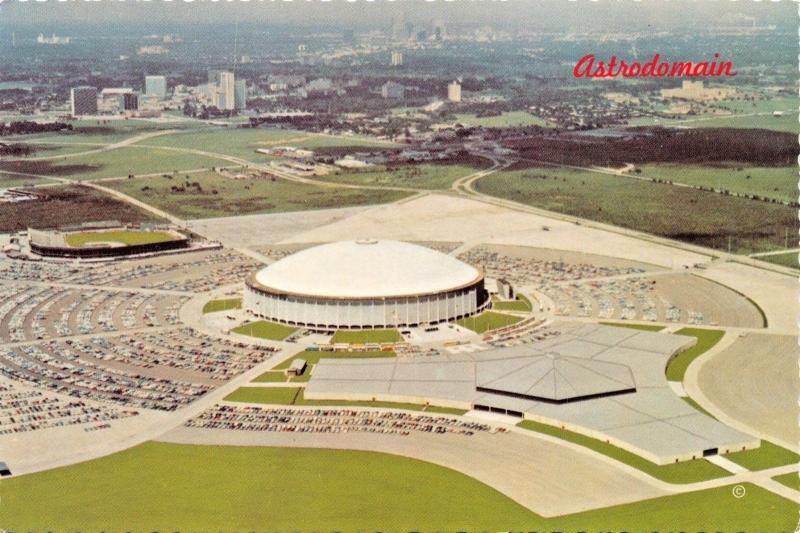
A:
[217,71,236,111]
[118,92,139,111]
[391,51,403,66]
[447,80,462,103]
[234,79,247,110]
[70,86,98,116]
[144,75,167,98]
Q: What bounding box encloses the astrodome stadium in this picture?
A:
[244,240,489,329]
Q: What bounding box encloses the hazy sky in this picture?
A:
[1,0,794,31]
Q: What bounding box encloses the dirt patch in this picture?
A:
[0,184,161,232]
[0,160,98,177]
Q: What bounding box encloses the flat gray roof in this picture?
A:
[306,322,757,463]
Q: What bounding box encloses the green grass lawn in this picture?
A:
[15,120,195,146]
[517,419,729,484]
[599,321,666,332]
[255,350,396,383]
[272,349,395,369]
[231,320,297,341]
[627,113,799,134]
[252,370,290,383]
[624,96,799,134]
[773,472,800,491]
[756,251,798,270]
[681,396,717,419]
[455,311,522,333]
[491,294,533,312]
[3,442,793,531]
[475,168,796,254]
[104,171,412,219]
[201,297,242,314]
[639,164,795,204]
[0,146,231,181]
[64,229,176,248]
[0,442,530,531]
[665,327,725,382]
[225,386,466,415]
[556,482,795,531]
[14,142,107,158]
[137,127,395,160]
[322,163,489,190]
[454,111,554,128]
[0,173,57,188]
[225,386,302,404]
[724,441,800,471]
[330,329,403,344]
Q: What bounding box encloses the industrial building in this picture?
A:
[244,240,490,329]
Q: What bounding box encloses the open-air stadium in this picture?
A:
[0,86,796,532]
[27,224,191,258]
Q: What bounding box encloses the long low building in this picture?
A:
[304,322,758,465]
[244,240,490,330]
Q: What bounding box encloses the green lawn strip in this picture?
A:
[288,371,312,383]
[272,350,396,370]
[491,294,533,312]
[756,251,799,270]
[260,349,396,383]
[517,419,729,484]
[0,442,535,531]
[323,163,487,190]
[0,443,794,531]
[455,311,522,334]
[665,327,725,381]
[64,230,176,247]
[251,371,289,383]
[330,329,403,344]
[223,386,301,405]
[138,127,396,160]
[723,441,800,471]
[553,482,796,532]
[7,146,232,180]
[201,298,242,314]
[0,174,57,188]
[681,396,717,419]
[599,321,665,332]
[772,472,800,491]
[231,320,297,341]
[224,386,465,415]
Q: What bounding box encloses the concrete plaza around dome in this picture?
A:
[305,322,758,464]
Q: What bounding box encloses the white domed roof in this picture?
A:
[253,240,482,299]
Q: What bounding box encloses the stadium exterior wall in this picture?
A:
[245,274,489,330]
